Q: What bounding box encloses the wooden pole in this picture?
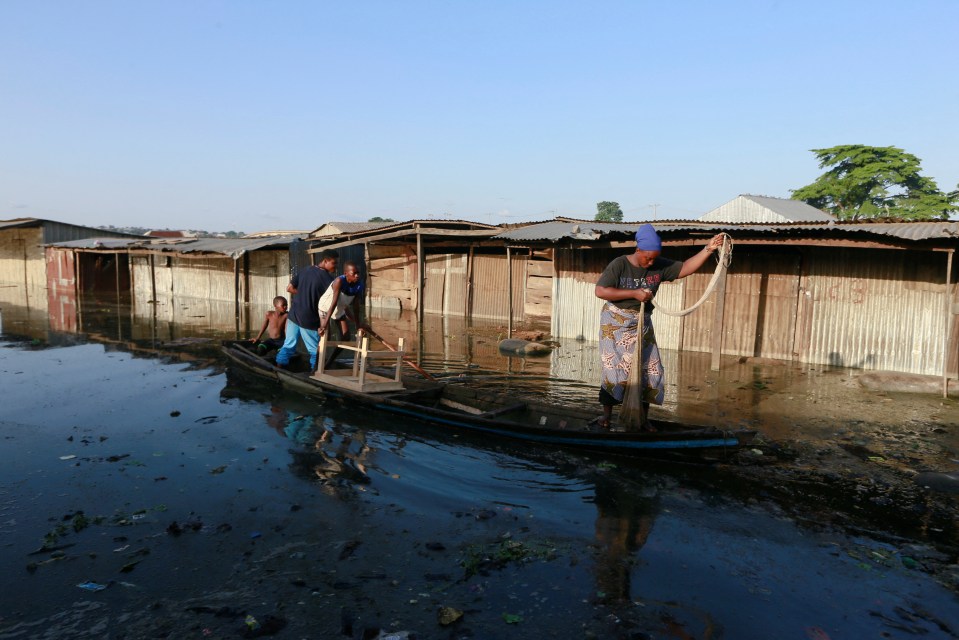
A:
[115,253,122,340]
[73,252,83,331]
[416,230,424,327]
[233,258,240,337]
[466,244,474,316]
[149,254,157,304]
[506,246,513,338]
[710,268,728,371]
[364,242,371,310]
[943,249,954,398]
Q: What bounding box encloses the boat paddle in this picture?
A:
[362,328,437,381]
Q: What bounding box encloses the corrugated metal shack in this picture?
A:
[0,218,144,329]
[46,235,303,334]
[1,218,142,289]
[496,217,959,378]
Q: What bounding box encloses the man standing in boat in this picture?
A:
[275,249,339,371]
[594,225,724,431]
[318,260,370,342]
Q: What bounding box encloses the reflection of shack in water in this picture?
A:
[589,473,658,604]
[268,406,374,489]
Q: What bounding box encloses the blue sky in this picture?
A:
[2,1,957,233]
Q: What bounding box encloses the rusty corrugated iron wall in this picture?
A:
[800,247,953,375]
[552,244,957,377]
[551,248,604,340]
[471,253,525,322]
[0,226,45,287]
[247,250,290,307]
[424,253,468,315]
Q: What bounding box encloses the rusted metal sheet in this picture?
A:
[0,226,45,287]
[802,247,949,375]
[675,271,716,353]
[524,257,553,318]
[246,250,289,307]
[684,251,801,359]
[368,245,416,311]
[471,254,526,322]
[424,254,468,315]
[550,248,608,340]
[45,247,76,332]
[551,276,599,340]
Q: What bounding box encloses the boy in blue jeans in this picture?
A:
[275,249,338,370]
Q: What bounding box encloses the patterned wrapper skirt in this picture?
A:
[599,302,665,406]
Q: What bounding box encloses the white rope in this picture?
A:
[653,234,733,317]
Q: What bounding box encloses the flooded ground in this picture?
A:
[1,299,958,639]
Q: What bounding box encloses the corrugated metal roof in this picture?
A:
[700,194,835,223]
[311,221,396,237]
[0,217,145,240]
[0,217,43,230]
[494,218,959,243]
[47,234,304,259]
[495,220,738,241]
[244,229,311,238]
[308,218,500,239]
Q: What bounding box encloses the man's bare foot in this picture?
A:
[588,416,611,430]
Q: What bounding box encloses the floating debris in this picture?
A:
[437,606,463,626]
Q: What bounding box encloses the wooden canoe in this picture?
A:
[220,340,756,457]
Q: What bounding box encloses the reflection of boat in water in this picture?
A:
[289,445,373,486]
[270,407,374,487]
[221,340,756,458]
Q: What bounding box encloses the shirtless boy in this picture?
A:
[251,296,288,355]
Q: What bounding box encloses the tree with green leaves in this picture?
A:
[791,145,956,220]
[368,216,395,223]
[594,201,623,222]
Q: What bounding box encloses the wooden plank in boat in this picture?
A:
[438,398,484,414]
[312,369,405,393]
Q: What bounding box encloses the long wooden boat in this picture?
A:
[220,340,756,457]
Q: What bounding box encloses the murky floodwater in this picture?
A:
[1,298,958,638]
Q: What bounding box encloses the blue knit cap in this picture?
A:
[634,224,662,252]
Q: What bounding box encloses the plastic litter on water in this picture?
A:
[77,581,107,592]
